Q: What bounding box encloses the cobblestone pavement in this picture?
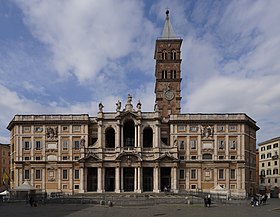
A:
[1,199,279,217]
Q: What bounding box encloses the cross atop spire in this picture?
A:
[161,9,178,39]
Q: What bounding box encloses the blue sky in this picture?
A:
[1,0,280,144]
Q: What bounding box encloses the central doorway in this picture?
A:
[123,167,134,192]
[143,167,153,192]
[87,167,97,192]
[105,168,115,192]
[160,167,171,191]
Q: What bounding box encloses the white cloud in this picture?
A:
[14,0,154,82]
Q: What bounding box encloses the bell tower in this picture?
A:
[154,10,182,118]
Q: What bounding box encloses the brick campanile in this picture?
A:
[154,10,182,118]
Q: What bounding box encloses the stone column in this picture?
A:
[185,169,189,190]
[116,122,120,148]
[172,167,178,193]
[186,136,190,160]
[42,168,45,192]
[97,167,103,193]
[30,168,34,186]
[120,167,124,192]
[226,135,229,159]
[84,168,88,192]
[134,167,137,192]
[198,136,201,160]
[58,168,61,191]
[198,168,201,189]
[115,167,120,193]
[153,166,160,192]
[214,134,218,160]
[79,168,84,193]
[214,168,218,187]
[134,126,137,147]
[69,168,73,193]
[242,166,246,190]
[137,167,141,193]
[226,168,230,189]
[237,135,241,160]
[137,125,141,148]
[155,125,160,148]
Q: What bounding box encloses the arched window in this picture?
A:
[162,50,167,60]
[105,127,115,148]
[123,120,135,147]
[161,70,168,79]
[202,154,212,160]
[171,50,176,60]
[143,127,153,148]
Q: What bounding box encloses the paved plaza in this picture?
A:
[1,199,279,217]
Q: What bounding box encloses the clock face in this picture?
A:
[164,90,175,101]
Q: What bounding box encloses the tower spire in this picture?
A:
[161,9,177,39]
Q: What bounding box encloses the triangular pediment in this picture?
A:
[156,152,178,162]
[116,111,139,119]
[79,154,102,163]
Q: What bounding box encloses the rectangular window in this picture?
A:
[190,126,198,132]
[62,140,68,150]
[179,155,185,160]
[267,169,271,175]
[62,169,68,180]
[62,126,69,132]
[218,140,224,149]
[178,125,185,131]
[267,153,272,158]
[24,141,30,150]
[73,125,81,132]
[218,169,224,180]
[35,156,41,160]
[74,169,79,179]
[230,155,236,160]
[35,169,41,180]
[275,161,278,166]
[261,146,265,151]
[229,125,237,131]
[230,140,236,149]
[35,126,43,133]
[262,163,265,167]
[191,156,197,160]
[219,156,224,160]
[23,126,31,133]
[62,156,68,160]
[230,169,236,179]
[24,156,30,160]
[191,184,196,189]
[74,184,79,190]
[190,140,197,149]
[74,156,80,160]
[267,145,271,150]
[35,141,41,150]
[179,169,185,179]
[191,169,196,179]
[275,178,278,183]
[24,170,30,180]
[179,141,185,150]
[74,141,80,149]
[217,125,225,132]
[268,162,271,167]
[273,143,279,148]
[261,154,265,159]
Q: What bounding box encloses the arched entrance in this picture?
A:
[123,120,135,147]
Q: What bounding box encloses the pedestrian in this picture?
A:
[207,196,211,207]
[204,196,208,207]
